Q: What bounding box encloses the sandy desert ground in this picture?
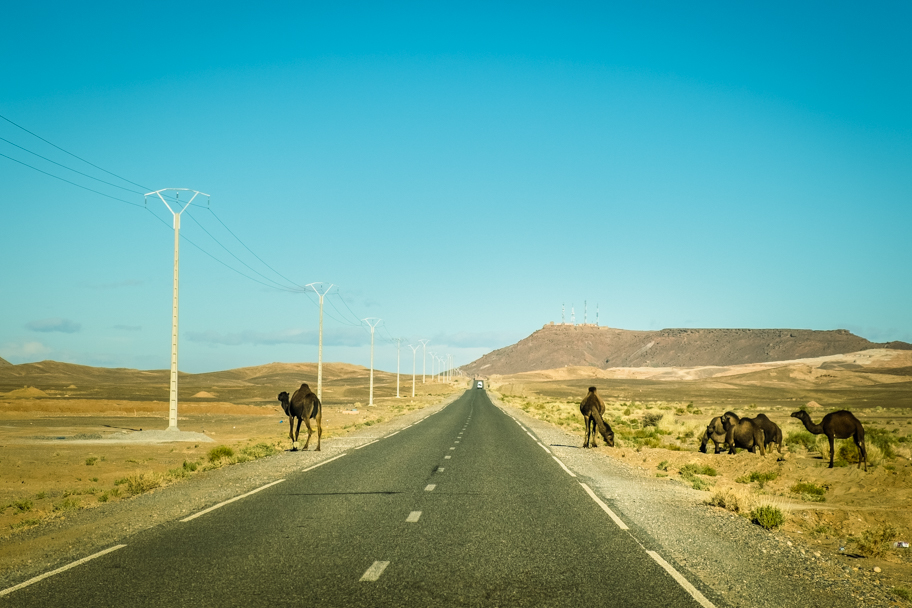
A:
[486,349,912,596]
[0,363,463,536]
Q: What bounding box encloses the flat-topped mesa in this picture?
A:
[463,325,911,376]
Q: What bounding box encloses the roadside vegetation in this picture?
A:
[1,441,282,534]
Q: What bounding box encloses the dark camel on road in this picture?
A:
[580,387,614,448]
[277,383,323,451]
[791,409,866,471]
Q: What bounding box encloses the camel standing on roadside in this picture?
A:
[277,383,322,451]
[580,387,614,448]
[791,409,866,471]
[720,412,766,456]
[699,416,729,454]
[752,413,783,454]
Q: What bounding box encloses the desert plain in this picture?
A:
[2,350,911,601]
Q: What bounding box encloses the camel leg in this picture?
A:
[288,415,297,450]
[828,434,835,468]
[856,437,867,471]
[301,417,313,450]
[582,417,590,448]
[293,417,303,451]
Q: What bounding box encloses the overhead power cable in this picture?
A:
[1,152,144,208]
[0,112,149,191]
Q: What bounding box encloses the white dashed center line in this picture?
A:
[360,561,390,582]
[449,447,455,450]
[444,455,451,459]
[437,467,445,472]
[406,511,422,522]
[425,484,436,491]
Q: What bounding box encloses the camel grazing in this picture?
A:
[699,416,729,454]
[277,383,322,451]
[720,412,766,456]
[752,413,783,454]
[580,387,614,448]
[791,409,866,471]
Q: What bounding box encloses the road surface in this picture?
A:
[3,389,716,607]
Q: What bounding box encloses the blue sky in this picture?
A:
[2,2,910,373]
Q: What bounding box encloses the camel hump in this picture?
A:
[588,386,597,393]
[300,383,311,391]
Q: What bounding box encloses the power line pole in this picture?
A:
[584,300,587,325]
[363,318,381,406]
[419,340,429,383]
[596,303,599,327]
[306,282,334,401]
[394,337,402,398]
[146,188,209,432]
[561,303,565,324]
[409,344,420,397]
[429,351,436,383]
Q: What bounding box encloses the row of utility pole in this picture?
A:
[150,187,459,431]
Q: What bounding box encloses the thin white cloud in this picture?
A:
[0,341,52,360]
[26,318,82,333]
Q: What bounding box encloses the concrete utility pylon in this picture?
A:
[419,340,429,383]
[146,188,209,432]
[363,318,381,406]
[306,282,334,401]
[408,344,420,397]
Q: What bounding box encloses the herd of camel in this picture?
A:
[271,382,869,472]
[579,387,868,471]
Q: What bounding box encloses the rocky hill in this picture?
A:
[463,324,912,376]
[0,356,10,366]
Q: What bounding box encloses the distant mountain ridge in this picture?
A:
[0,356,10,366]
[462,324,912,376]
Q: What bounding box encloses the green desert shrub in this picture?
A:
[207,446,235,463]
[791,482,827,502]
[122,472,162,496]
[786,431,816,451]
[751,505,784,530]
[736,470,778,488]
[85,456,98,466]
[857,524,898,558]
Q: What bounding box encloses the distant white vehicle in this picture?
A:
[476,381,484,389]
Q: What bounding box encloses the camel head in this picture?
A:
[600,426,615,447]
[720,411,739,431]
[790,410,809,421]
[277,391,291,415]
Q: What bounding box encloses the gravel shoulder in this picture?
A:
[0,393,461,590]
[491,394,902,608]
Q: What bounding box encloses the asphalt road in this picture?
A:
[4,390,715,607]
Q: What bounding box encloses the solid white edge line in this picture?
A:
[360,560,390,582]
[579,482,629,530]
[536,442,551,454]
[387,431,399,437]
[182,479,286,522]
[354,440,379,450]
[646,550,717,608]
[552,455,576,477]
[425,484,436,491]
[0,544,127,597]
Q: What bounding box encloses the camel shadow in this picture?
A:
[103,424,143,432]
[550,444,580,449]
